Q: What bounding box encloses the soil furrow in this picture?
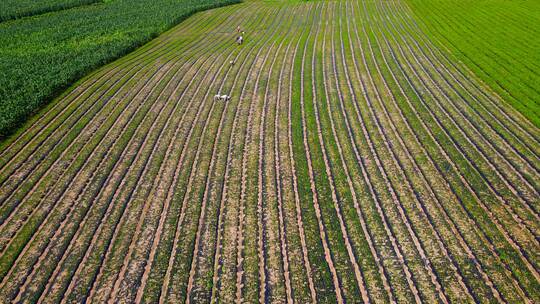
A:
[285,6,318,301]
[234,38,278,304]
[337,2,424,302]
[47,30,233,304]
[364,1,538,297]
[85,39,233,304]
[375,16,540,277]
[349,2,478,302]
[0,50,181,304]
[356,2,497,302]
[183,9,279,300]
[0,50,187,298]
[297,3,344,302]
[315,4,370,301]
[138,7,276,297]
[8,35,218,302]
[331,4,397,303]
[271,21,306,303]
[158,7,280,302]
[0,1,538,302]
[351,2,481,302]
[134,24,256,304]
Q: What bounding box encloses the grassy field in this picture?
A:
[0,0,239,138]
[0,0,538,302]
[406,0,540,127]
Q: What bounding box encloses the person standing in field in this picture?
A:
[235,26,243,45]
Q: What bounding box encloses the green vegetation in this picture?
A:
[0,0,240,138]
[0,0,538,303]
[0,0,101,22]
[405,0,540,127]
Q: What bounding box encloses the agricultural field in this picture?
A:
[406,0,540,127]
[0,0,100,22]
[0,0,239,138]
[0,0,539,303]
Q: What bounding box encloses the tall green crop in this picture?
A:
[0,0,102,22]
[0,0,240,139]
